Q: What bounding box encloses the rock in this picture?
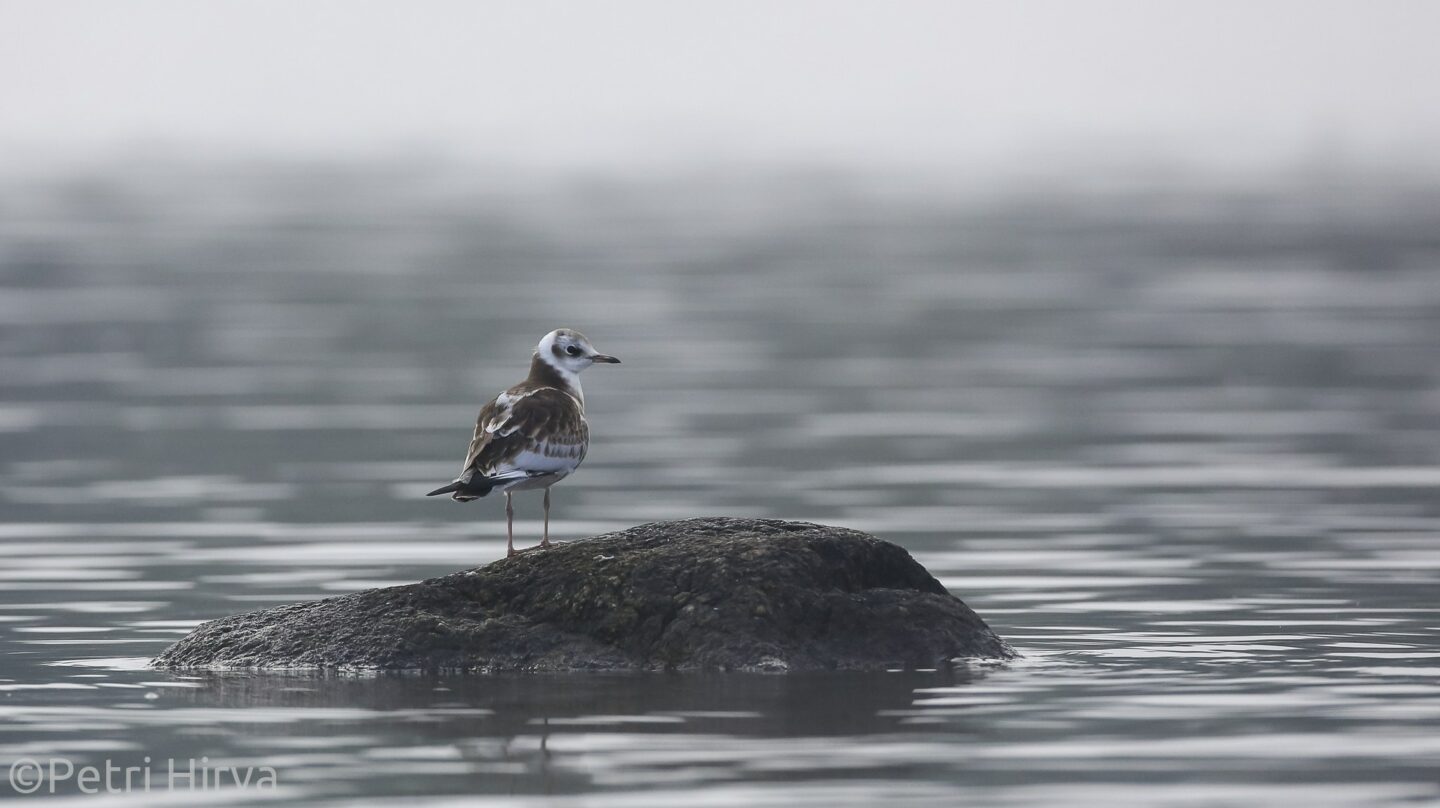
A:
[152,517,1014,672]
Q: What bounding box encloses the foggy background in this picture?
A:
[3,0,1439,175]
[3,4,1440,806]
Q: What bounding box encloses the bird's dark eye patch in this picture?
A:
[565,345,582,356]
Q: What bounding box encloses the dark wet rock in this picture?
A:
[152,517,1014,672]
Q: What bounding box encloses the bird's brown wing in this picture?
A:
[460,388,587,480]
[458,396,505,478]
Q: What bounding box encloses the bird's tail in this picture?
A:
[425,478,496,500]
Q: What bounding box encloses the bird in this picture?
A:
[427,328,620,557]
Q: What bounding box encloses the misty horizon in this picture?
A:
[3,0,1438,176]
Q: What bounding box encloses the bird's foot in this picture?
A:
[540,537,551,549]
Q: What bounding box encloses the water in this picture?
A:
[2,163,1439,806]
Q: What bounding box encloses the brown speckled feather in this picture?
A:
[459,396,504,476]
[460,386,589,480]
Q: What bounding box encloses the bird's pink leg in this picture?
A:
[505,492,515,558]
[541,488,551,548]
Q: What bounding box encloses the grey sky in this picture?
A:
[2,0,1437,172]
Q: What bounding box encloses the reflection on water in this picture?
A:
[1,164,1439,806]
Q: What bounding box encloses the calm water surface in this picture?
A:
[1,165,1438,806]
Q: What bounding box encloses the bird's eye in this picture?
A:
[565,345,582,356]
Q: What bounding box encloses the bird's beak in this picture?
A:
[589,354,621,364]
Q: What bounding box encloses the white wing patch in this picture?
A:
[484,391,537,437]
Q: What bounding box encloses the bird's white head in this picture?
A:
[536,328,620,377]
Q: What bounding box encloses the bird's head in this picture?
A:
[538,328,620,374]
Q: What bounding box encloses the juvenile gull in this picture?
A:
[427,328,619,556]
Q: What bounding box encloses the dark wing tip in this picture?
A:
[426,482,462,497]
